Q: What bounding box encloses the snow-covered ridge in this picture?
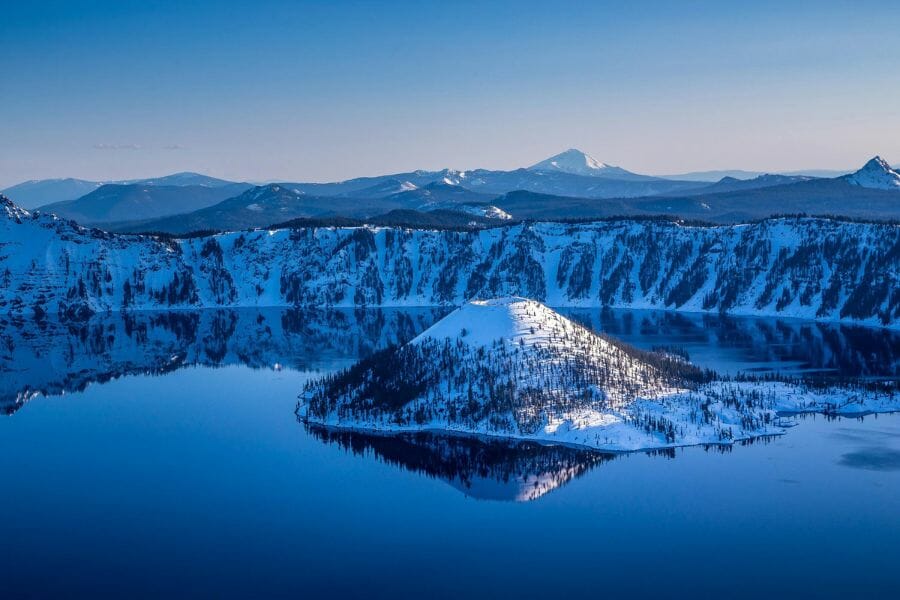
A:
[298,299,900,452]
[0,195,897,327]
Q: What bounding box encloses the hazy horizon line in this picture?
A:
[4,151,892,190]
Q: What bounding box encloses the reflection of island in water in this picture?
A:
[306,426,786,501]
[306,425,621,501]
[2,306,898,416]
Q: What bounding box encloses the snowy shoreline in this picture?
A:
[299,382,900,454]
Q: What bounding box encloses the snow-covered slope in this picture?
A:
[298,298,900,451]
[1,195,898,327]
[411,297,598,349]
[407,297,698,403]
[844,156,900,190]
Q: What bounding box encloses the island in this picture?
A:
[298,297,900,452]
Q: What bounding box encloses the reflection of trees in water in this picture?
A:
[567,308,900,378]
[306,425,618,502]
[697,435,780,454]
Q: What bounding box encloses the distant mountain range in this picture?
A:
[1,178,103,209]
[660,168,855,182]
[3,151,899,233]
[43,182,253,225]
[110,185,388,234]
[107,183,508,234]
[630,157,900,222]
[685,173,816,193]
[1,171,244,210]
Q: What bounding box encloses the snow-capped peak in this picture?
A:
[528,149,620,176]
[411,297,611,353]
[845,156,900,190]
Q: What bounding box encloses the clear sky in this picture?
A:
[2,0,900,187]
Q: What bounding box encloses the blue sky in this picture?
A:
[2,0,899,186]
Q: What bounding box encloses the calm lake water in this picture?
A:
[1,308,899,598]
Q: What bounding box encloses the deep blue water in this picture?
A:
[1,308,899,598]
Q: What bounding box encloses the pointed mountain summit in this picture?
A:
[528,149,637,179]
[845,156,900,190]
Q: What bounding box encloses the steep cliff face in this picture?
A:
[1,196,898,327]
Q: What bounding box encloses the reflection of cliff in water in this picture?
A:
[565,308,900,379]
[0,308,448,415]
[306,426,618,502]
